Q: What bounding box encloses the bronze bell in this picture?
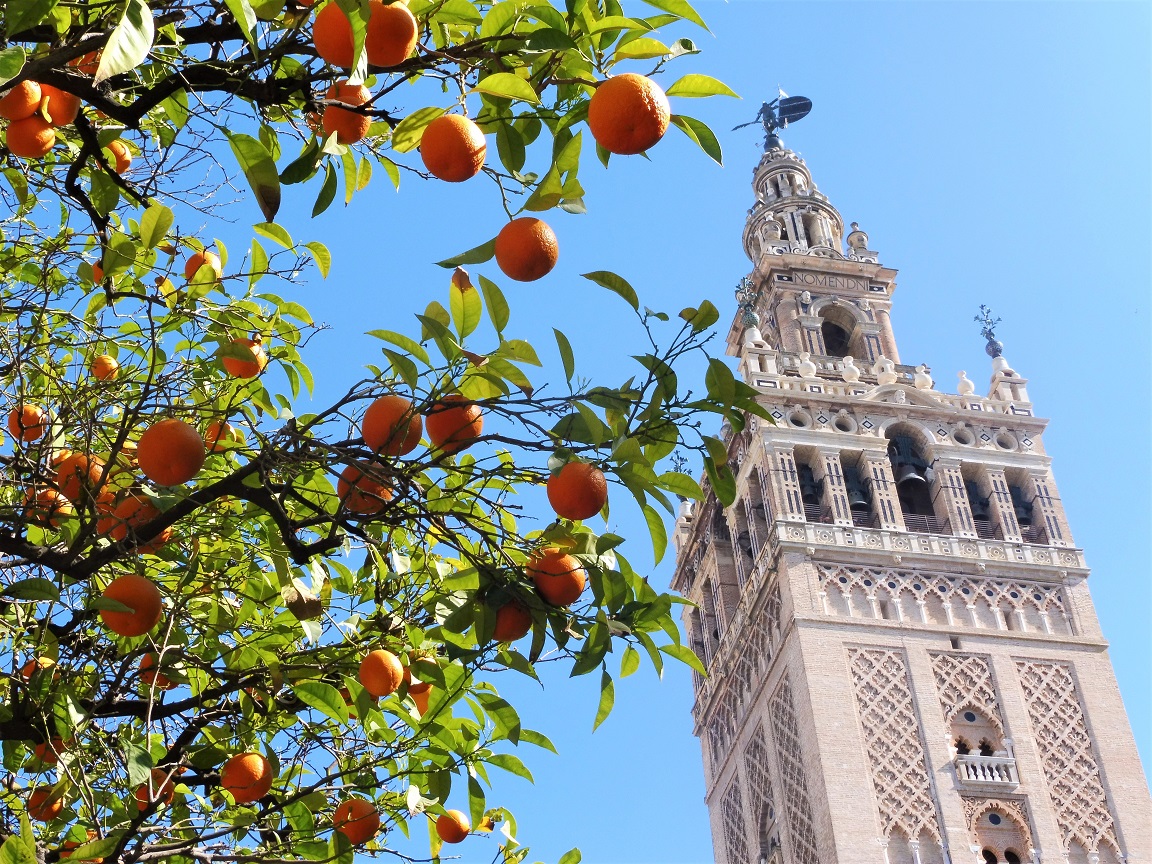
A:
[894,462,927,486]
[844,467,871,510]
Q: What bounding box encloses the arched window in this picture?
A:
[982,850,999,864]
[817,306,860,357]
[886,432,937,527]
[978,739,996,757]
[950,708,1003,758]
[955,738,972,756]
[1004,849,1022,864]
[797,460,824,522]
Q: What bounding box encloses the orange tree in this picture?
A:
[0,1,762,862]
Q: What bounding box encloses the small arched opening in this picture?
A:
[885,428,939,531]
[817,305,862,358]
[973,808,1029,864]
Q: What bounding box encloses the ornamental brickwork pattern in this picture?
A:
[744,724,778,856]
[768,675,821,864]
[722,781,750,864]
[960,796,1035,851]
[847,647,942,842]
[930,652,1004,729]
[1015,660,1122,856]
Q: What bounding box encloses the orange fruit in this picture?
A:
[41,84,80,126]
[362,394,422,456]
[8,403,47,442]
[0,81,42,120]
[25,488,74,528]
[334,797,381,845]
[424,394,482,455]
[587,73,670,155]
[32,736,64,766]
[61,830,104,863]
[492,601,532,642]
[436,809,470,844]
[411,686,431,715]
[110,495,172,553]
[402,658,436,695]
[93,489,120,535]
[140,653,175,690]
[134,768,175,811]
[221,337,268,379]
[184,249,221,280]
[54,453,106,505]
[527,548,586,606]
[359,649,403,697]
[420,114,486,182]
[494,217,558,282]
[6,116,55,158]
[99,574,163,637]
[322,81,372,145]
[547,461,608,521]
[28,787,63,822]
[90,262,105,284]
[366,0,417,67]
[204,419,240,452]
[314,0,417,68]
[337,464,392,515]
[221,752,273,804]
[90,354,119,381]
[137,418,205,486]
[20,657,56,680]
[70,52,101,75]
[106,139,132,173]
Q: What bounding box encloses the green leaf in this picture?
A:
[94,0,155,84]
[280,139,321,184]
[477,275,509,333]
[254,222,294,249]
[638,0,707,30]
[436,238,495,268]
[678,298,719,333]
[223,0,258,50]
[304,241,331,277]
[5,2,55,39]
[613,37,669,60]
[367,330,430,365]
[226,132,281,221]
[656,472,703,500]
[334,0,371,83]
[476,693,521,744]
[665,74,739,99]
[64,835,124,864]
[669,114,723,166]
[293,681,349,725]
[620,644,641,678]
[312,161,338,217]
[558,850,582,864]
[249,238,268,289]
[449,271,483,340]
[486,753,534,782]
[518,728,557,753]
[138,203,174,249]
[382,348,419,387]
[90,171,120,216]
[641,502,668,564]
[125,740,153,785]
[0,836,37,864]
[391,106,445,153]
[553,328,575,383]
[705,357,737,405]
[660,642,706,675]
[2,578,59,601]
[0,47,26,86]
[592,668,614,731]
[582,271,638,311]
[473,72,540,104]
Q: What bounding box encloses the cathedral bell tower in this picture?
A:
[672,120,1151,864]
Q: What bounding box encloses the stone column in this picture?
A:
[814,448,853,526]
[982,467,1021,542]
[766,446,806,522]
[862,449,905,530]
[1024,469,1072,546]
[932,459,976,537]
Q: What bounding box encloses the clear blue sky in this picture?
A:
[209,2,1150,861]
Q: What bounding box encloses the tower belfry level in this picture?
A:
[671,130,1152,864]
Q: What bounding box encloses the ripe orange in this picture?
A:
[436,809,470,844]
[134,768,175,811]
[411,686,431,715]
[221,752,273,804]
[110,495,173,553]
[362,394,422,456]
[32,736,64,766]
[425,394,482,454]
[184,249,221,280]
[99,574,163,637]
[28,787,63,822]
[334,797,381,845]
[41,84,80,126]
[106,139,132,173]
[366,0,417,67]
[90,354,119,381]
[8,403,47,442]
[312,1,356,67]
[204,419,240,452]
[547,461,608,521]
[337,464,392,515]
[70,52,101,75]
[94,489,120,535]
[0,81,42,120]
[322,81,372,145]
[587,73,670,155]
[25,488,74,528]
[54,453,106,505]
[359,649,403,697]
[61,830,103,862]
[403,658,435,695]
[140,653,175,690]
[492,601,532,642]
[527,548,586,606]
[137,418,205,486]
[420,114,486,182]
[494,217,558,282]
[221,337,268,379]
[20,657,57,683]
[90,262,105,284]
[6,116,55,158]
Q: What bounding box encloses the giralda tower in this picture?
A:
[670,112,1152,864]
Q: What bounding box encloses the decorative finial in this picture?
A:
[736,276,760,327]
[733,93,812,151]
[975,305,1003,358]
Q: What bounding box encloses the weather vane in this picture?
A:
[975,305,1003,358]
[733,89,812,150]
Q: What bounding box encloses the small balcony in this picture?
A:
[902,513,950,535]
[955,753,1020,787]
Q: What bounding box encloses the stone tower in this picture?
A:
[671,135,1152,864]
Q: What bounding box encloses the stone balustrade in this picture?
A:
[955,753,1020,787]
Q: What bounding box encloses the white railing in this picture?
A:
[956,753,1020,786]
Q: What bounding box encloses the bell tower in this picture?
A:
[672,113,1152,864]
